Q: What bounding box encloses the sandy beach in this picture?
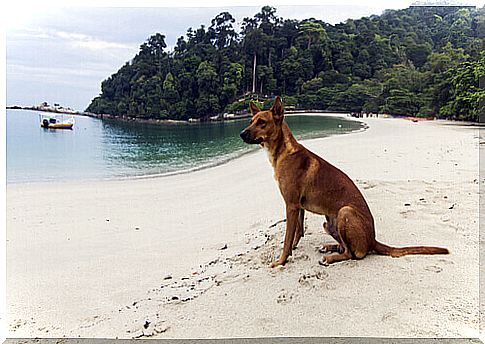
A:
[6,116,480,338]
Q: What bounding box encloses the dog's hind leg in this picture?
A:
[292,209,305,249]
[319,206,369,265]
[319,244,342,254]
[320,216,343,253]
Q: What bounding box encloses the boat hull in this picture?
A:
[41,123,74,129]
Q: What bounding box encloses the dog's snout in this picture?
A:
[240,127,262,144]
[240,129,248,140]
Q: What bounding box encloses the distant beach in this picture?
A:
[6,116,479,338]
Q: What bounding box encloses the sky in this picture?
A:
[4,0,485,111]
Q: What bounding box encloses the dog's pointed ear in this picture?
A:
[249,101,261,116]
[271,96,284,122]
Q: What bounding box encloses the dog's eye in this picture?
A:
[256,119,266,127]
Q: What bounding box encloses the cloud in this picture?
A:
[53,30,135,51]
[11,31,51,39]
[9,27,137,52]
[8,63,108,81]
[7,63,111,105]
[7,24,141,110]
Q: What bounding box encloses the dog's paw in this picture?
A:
[318,244,342,254]
[270,259,286,268]
[270,261,280,268]
[318,257,329,266]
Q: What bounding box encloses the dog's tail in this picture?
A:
[373,241,449,257]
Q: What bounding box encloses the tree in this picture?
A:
[222,63,244,104]
[209,12,237,49]
[381,89,420,115]
[438,52,485,121]
[242,28,265,93]
[255,6,279,35]
[196,61,220,116]
[406,42,432,68]
[86,6,483,121]
[298,21,326,49]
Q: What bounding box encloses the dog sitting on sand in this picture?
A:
[240,96,449,267]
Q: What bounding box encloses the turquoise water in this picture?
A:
[6,109,364,183]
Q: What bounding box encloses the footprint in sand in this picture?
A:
[360,181,377,190]
[298,270,329,288]
[399,209,416,218]
[276,289,295,304]
[293,253,310,262]
[259,246,278,266]
[128,320,170,338]
[10,319,29,331]
[121,254,240,338]
[381,311,397,322]
[424,265,443,273]
[79,315,107,329]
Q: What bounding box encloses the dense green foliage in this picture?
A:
[86,6,485,121]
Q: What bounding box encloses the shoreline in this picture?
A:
[7,117,480,338]
[120,116,367,183]
[10,105,482,126]
[7,106,354,124]
[7,112,366,186]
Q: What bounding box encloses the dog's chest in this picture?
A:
[263,146,276,168]
[262,146,278,177]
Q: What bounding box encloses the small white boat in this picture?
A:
[39,113,75,129]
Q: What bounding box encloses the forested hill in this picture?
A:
[86,5,485,121]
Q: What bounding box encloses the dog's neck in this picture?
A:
[263,121,300,169]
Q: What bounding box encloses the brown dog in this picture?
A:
[240,96,449,267]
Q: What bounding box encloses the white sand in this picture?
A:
[6,117,480,338]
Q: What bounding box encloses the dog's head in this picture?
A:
[240,96,284,145]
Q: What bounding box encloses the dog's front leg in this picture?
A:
[271,205,299,268]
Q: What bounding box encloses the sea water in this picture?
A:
[6,109,364,183]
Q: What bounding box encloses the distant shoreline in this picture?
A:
[81,109,355,125]
[7,106,354,124]
[9,106,450,125]
[7,105,85,116]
